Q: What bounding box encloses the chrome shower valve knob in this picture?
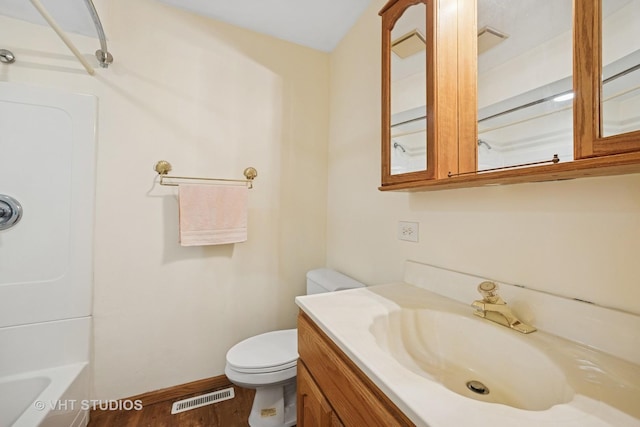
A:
[0,194,23,231]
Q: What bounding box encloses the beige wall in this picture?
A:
[0,0,328,399]
[328,0,640,315]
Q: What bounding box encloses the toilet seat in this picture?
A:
[223,270,365,427]
[226,329,298,374]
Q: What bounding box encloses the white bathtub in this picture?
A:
[0,318,91,427]
[0,363,89,427]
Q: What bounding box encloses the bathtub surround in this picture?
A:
[0,83,97,327]
[0,83,96,426]
[0,0,328,401]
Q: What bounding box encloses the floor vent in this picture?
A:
[170,387,235,414]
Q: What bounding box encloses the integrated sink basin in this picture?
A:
[370,307,574,410]
[296,261,640,427]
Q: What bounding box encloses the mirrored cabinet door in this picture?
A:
[390,5,427,175]
[381,0,434,185]
[476,0,574,172]
[601,0,640,138]
[575,0,640,158]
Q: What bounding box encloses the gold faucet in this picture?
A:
[471,281,536,334]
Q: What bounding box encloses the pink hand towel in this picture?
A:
[178,184,248,246]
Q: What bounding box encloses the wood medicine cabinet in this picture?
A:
[380,0,640,191]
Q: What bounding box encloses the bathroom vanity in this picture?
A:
[297,312,413,427]
[295,261,640,427]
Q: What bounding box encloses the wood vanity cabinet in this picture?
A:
[297,312,415,427]
[298,362,344,427]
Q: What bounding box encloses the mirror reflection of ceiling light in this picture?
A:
[392,30,426,59]
[553,92,574,102]
[477,26,509,54]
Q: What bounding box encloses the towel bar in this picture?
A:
[154,160,257,189]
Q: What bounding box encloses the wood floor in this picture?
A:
[88,378,255,427]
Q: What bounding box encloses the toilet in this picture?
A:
[225,268,365,427]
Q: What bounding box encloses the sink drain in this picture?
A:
[466,380,490,395]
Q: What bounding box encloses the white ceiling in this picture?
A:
[157,0,373,52]
[0,0,373,53]
[0,0,97,37]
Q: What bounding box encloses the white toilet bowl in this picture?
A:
[225,269,365,427]
[225,329,298,427]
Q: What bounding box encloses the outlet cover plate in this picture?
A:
[398,221,419,242]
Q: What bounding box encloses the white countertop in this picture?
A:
[295,283,640,427]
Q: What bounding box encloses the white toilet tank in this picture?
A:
[306,268,365,295]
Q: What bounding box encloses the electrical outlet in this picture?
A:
[398,221,419,242]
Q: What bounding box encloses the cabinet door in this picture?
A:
[330,412,345,427]
[298,361,343,427]
[380,0,460,186]
[298,312,415,426]
[575,0,640,158]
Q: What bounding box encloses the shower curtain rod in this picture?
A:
[29,0,94,74]
[28,0,113,75]
[83,0,113,68]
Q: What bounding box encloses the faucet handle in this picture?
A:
[477,281,500,302]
